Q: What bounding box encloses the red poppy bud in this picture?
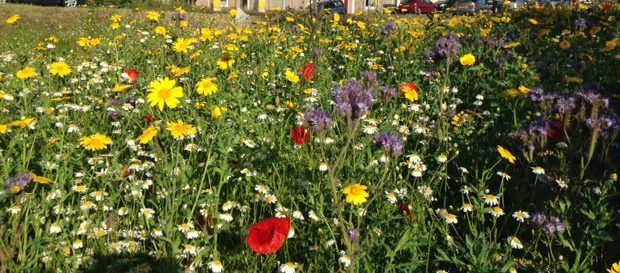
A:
[246,217,290,255]
[398,203,412,219]
[300,63,315,83]
[145,114,155,125]
[125,68,139,84]
[291,126,311,145]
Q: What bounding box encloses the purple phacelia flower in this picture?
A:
[554,96,576,114]
[532,212,565,236]
[373,134,404,157]
[435,33,461,59]
[527,88,546,103]
[6,173,32,192]
[361,71,378,89]
[349,229,360,242]
[379,86,397,103]
[331,79,374,122]
[528,120,549,136]
[381,23,397,37]
[304,109,334,134]
[575,18,587,31]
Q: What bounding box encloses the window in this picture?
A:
[221,0,228,7]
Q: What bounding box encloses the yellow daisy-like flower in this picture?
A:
[609,261,620,273]
[211,106,226,119]
[342,183,370,205]
[528,19,539,25]
[166,120,197,140]
[451,112,469,127]
[147,78,184,111]
[285,71,300,84]
[497,145,516,164]
[216,55,235,70]
[559,40,571,49]
[6,14,20,25]
[0,124,8,134]
[112,84,132,93]
[16,66,37,80]
[200,28,214,42]
[32,174,51,184]
[155,26,168,36]
[9,118,36,129]
[229,9,238,17]
[49,62,72,77]
[79,133,113,151]
[137,126,159,144]
[147,11,161,22]
[459,54,476,66]
[196,77,218,96]
[172,38,198,54]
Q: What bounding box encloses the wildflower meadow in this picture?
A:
[0,3,619,273]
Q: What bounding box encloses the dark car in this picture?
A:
[397,0,438,14]
[4,0,85,7]
[318,0,346,14]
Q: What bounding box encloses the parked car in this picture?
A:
[397,0,438,14]
[3,0,85,7]
[318,0,346,14]
[448,0,494,14]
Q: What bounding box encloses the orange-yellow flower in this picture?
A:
[80,133,113,151]
[342,183,369,205]
[497,145,516,164]
[147,78,184,111]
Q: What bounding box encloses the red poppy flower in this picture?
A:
[291,126,311,145]
[300,63,315,83]
[398,203,412,219]
[125,68,139,84]
[246,217,290,255]
[547,119,572,139]
[145,114,155,125]
[603,3,611,13]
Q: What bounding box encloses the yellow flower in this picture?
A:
[229,9,238,17]
[147,11,161,22]
[451,112,469,127]
[110,22,120,30]
[49,62,71,77]
[285,70,300,84]
[200,28,214,41]
[216,55,235,70]
[400,83,419,102]
[497,145,516,164]
[167,120,197,139]
[32,175,51,184]
[343,183,369,205]
[16,66,37,80]
[459,54,476,66]
[112,84,132,93]
[110,14,122,23]
[212,106,226,119]
[0,124,8,134]
[6,14,20,25]
[80,133,113,151]
[147,78,184,111]
[9,118,36,129]
[155,26,168,36]
[528,19,539,25]
[196,77,218,96]
[175,7,186,14]
[607,261,620,273]
[137,126,159,144]
[559,40,571,49]
[173,38,198,54]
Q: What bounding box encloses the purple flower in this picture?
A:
[435,34,461,59]
[331,79,374,121]
[527,88,546,103]
[361,71,378,89]
[381,23,397,37]
[554,96,576,114]
[574,18,587,31]
[304,109,334,134]
[528,120,549,137]
[349,229,360,242]
[379,86,397,102]
[577,91,601,104]
[532,212,565,236]
[170,11,186,21]
[6,173,32,192]
[373,134,404,157]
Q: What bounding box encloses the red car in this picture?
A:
[398,0,438,14]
